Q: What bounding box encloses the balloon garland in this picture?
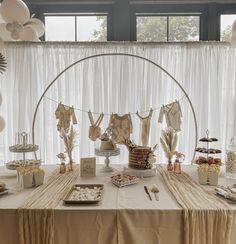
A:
[0,0,45,41]
[231,20,236,47]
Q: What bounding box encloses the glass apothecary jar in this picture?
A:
[226,139,236,179]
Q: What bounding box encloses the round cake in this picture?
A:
[129,146,153,169]
[100,140,116,150]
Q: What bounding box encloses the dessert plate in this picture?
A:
[63,184,104,204]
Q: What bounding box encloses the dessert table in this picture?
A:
[0,165,236,244]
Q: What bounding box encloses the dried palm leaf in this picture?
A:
[171,133,178,154]
[160,137,171,160]
[0,53,7,74]
[60,126,78,160]
[160,127,178,162]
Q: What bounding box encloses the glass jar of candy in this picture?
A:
[226,139,236,179]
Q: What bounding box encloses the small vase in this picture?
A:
[174,160,181,174]
[167,160,173,171]
[60,162,66,174]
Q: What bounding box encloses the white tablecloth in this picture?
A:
[0,165,236,244]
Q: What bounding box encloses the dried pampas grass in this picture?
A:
[0,53,7,74]
[160,127,178,162]
[60,125,78,164]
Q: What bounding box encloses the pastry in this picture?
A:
[0,182,6,192]
[111,174,139,187]
[210,138,218,142]
[197,156,207,164]
[199,137,210,142]
[207,157,214,164]
[214,158,221,165]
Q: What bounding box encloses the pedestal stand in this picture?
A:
[95,148,120,172]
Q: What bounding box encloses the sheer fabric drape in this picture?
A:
[0,42,235,165]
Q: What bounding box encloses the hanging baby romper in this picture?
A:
[55,103,77,132]
[109,113,133,144]
[136,108,153,146]
[158,101,182,131]
[88,110,104,141]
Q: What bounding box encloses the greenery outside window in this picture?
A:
[45,14,107,41]
[137,15,200,42]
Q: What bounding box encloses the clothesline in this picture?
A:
[43,95,186,116]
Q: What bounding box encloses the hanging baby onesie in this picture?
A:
[88,110,104,141]
[158,101,182,131]
[136,108,153,146]
[55,103,77,132]
[109,113,133,144]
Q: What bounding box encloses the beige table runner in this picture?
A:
[158,165,233,244]
[18,166,79,244]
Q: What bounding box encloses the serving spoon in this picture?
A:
[151,184,159,201]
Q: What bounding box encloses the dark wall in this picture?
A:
[3,0,236,41]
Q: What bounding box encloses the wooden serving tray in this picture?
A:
[63,184,104,204]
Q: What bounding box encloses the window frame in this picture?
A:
[136,13,201,42]
[29,3,113,41]
[44,13,109,42]
[217,4,236,41]
[130,4,208,41]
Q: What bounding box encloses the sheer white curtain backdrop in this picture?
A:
[0,42,235,165]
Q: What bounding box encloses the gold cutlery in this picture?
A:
[151,184,159,201]
[144,186,152,200]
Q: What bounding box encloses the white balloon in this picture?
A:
[20,26,38,41]
[6,21,23,40]
[1,0,30,24]
[232,20,236,35]
[0,93,2,107]
[230,35,236,47]
[0,4,5,23]
[0,23,13,41]
[0,116,5,132]
[25,18,45,37]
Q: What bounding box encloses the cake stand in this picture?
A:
[7,132,40,170]
[95,148,120,172]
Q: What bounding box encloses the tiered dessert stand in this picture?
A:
[195,130,221,185]
[6,132,40,170]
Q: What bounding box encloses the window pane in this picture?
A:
[76,16,107,41]
[221,14,236,41]
[45,16,75,41]
[169,16,200,42]
[137,16,167,42]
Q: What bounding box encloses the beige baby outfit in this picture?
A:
[88,110,104,141]
[109,113,133,144]
[136,108,153,146]
[158,101,182,131]
[55,103,77,132]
